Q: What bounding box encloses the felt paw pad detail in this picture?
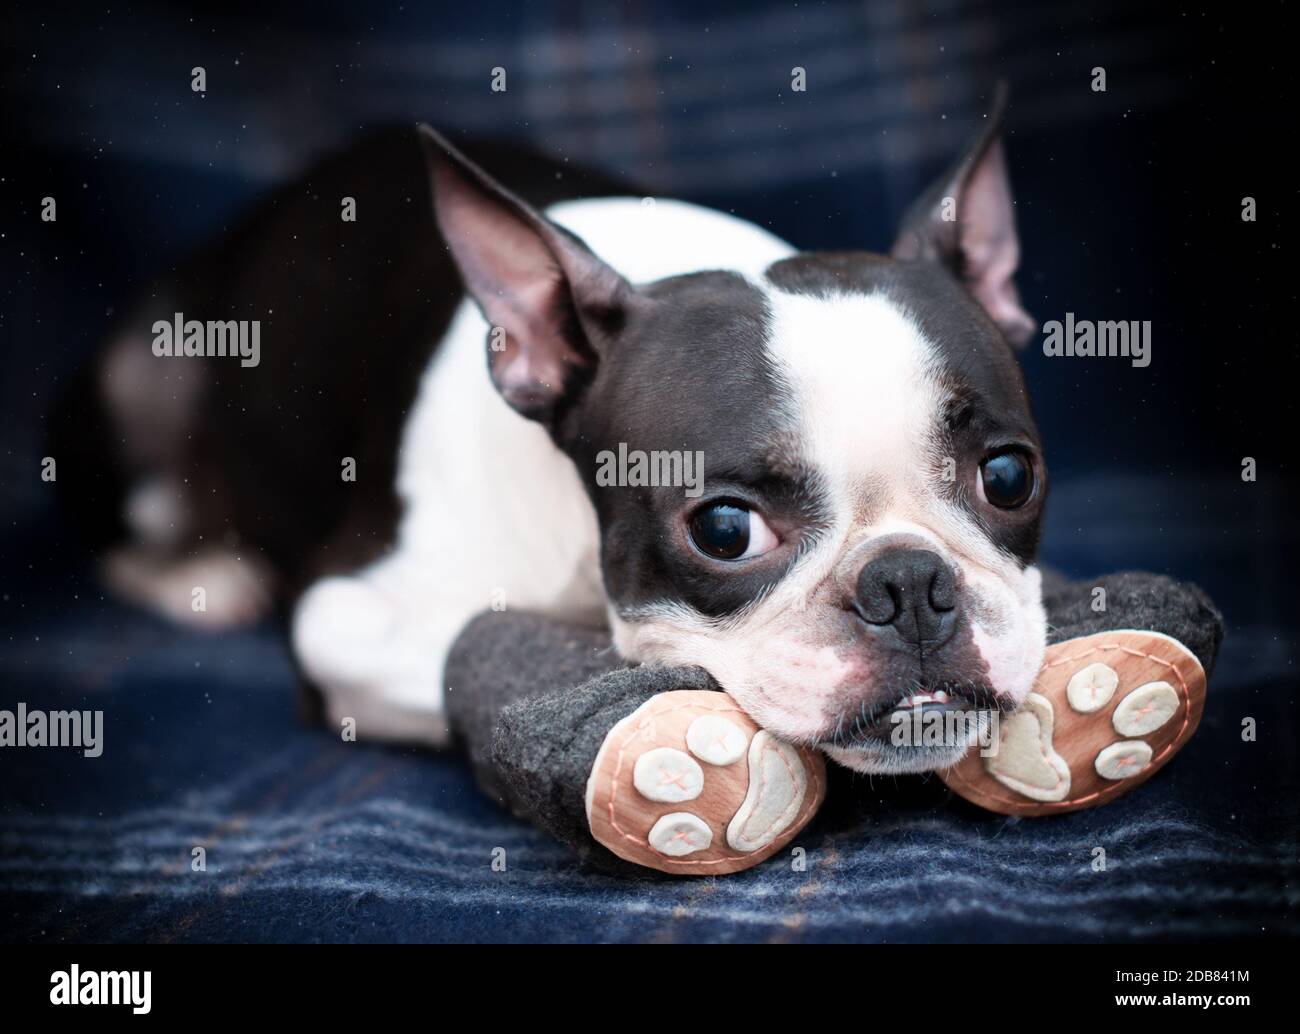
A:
[981,693,1071,802]
[647,812,713,856]
[586,691,826,875]
[1094,739,1153,780]
[725,732,810,852]
[633,748,704,803]
[685,714,748,765]
[1111,681,1180,737]
[1066,662,1118,713]
[940,629,1207,816]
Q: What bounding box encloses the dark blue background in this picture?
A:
[1,1,1296,942]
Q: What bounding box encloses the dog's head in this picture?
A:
[420,92,1046,774]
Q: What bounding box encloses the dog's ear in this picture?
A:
[891,85,1035,348]
[417,124,631,423]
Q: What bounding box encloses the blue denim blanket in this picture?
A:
[2,473,1296,942]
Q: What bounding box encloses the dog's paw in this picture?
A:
[585,690,826,875]
[103,545,273,630]
[940,629,1207,816]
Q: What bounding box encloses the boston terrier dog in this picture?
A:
[78,91,1043,775]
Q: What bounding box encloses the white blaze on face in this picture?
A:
[766,290,947,524]
[612,286,1046,760]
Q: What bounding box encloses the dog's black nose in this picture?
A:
[855,549,958,648]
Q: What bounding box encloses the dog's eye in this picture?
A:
[978,450,1035,509]
[688,503,779,561]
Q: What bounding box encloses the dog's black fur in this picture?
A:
[55,127,631,598]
